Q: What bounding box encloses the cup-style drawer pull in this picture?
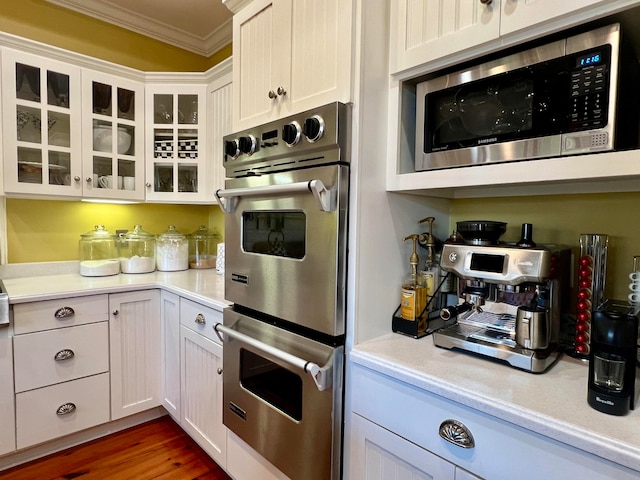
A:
[54,349,75,361]
[439,419,475,449]
[195,313,206,325]
[56,402,77,416]
[54,306,75,319]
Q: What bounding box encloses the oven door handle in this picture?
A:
[215,180,335,213]
[214,323,333,392]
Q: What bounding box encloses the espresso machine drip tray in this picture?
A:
[458,311,517,348]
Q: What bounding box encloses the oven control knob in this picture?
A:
[238,135,257,155]
[282,121,302,146]
[303,115,325,143]
[224,139,240,160]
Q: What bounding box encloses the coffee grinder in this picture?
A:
[587,300,640,415]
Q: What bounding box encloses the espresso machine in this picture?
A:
[433,222,571,373]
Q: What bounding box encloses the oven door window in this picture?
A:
[242,211,305,259]
[240,348,303,421]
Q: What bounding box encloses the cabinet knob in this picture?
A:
[480,0,492,4]
[268,90,277,99]
[54,349,75,361]
[56,402,77,416]
[276,86,286,96]
[74,176,81,182]
[439,419,475,449]
[195,313,206,325]
[146,182,152,188]
[86,177,93,183]
[217,368,223,375]
[54,306,75,319]
[112,309,119,316]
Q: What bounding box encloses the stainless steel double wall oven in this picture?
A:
[215,102,351,480]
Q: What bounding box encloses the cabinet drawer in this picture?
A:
[14,322,109,393]
[351,364,639,480]
[13,294,109,334]
[16,372,110,449]
[180,298,224,345]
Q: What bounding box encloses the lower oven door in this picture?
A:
[216,308,343,480]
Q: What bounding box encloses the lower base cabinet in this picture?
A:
[0,325,15,456]
[348,363,640,480]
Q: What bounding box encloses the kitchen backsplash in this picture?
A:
[449,191,640,302]
[5,198,224,264]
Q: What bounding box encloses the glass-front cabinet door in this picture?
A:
[145,85,207,203]
[1,49,82,196]
[82,71,144,200]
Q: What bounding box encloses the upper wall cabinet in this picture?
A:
[390,0,500,75]
[144,85,207,203]
[82,71,145,201]
[390,0,627,76]
[231,0,353,130]
[1,49,82,197]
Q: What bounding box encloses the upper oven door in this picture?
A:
[217,163,349,337]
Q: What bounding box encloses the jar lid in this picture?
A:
[123,224,154,240]
[188,225,219,240]
[81,224,113,239]
[158,225,185,239]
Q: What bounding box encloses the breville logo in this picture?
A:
[515,260,534,267]
[595,396,615,406]
[477,137,498,145]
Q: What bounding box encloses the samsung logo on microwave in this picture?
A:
[477,137,498,145]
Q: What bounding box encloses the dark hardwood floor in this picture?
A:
[0,416,232,480]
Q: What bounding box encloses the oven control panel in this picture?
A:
[223,102,351,177]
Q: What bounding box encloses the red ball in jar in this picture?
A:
[576,311,591,322]
[576,299,592,311]
[579,255,593,267]
[579,278,592,288]
[575,332,589,344]
[575,320,590,332]
[577,288,591,300]
[578,265,593,277]
[575,342,590,354]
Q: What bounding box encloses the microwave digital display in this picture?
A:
[577,51,602,67]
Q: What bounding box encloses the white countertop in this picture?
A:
[351,333,640,473]
[2,266,230,310]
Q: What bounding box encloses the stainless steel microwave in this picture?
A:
[415,23,640,171]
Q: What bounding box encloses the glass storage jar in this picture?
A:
[156,225,188,271]
[188,225,221,269]
[79,225,120,277]
[117,225,156,274]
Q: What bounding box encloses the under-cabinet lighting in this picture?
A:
[81,198,139,205]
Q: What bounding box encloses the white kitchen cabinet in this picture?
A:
[231,0,353,130]
[350,413,482,480]
[179,298,226,468]
[389,0,500,75]
[207,58,232,195]
[81,70,145,200]
[160,290,180,421]
[109,289,161,420]
[144,84,208,203]
[227,431,291,480]
[0,325,15,456]
[1,48,82,197]
[348,363,640,480]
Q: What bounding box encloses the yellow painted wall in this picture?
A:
[0,0,231,71]
[6,199,222,263]
[450,192,640,303]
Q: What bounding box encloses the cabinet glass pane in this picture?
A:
[49,112,70,147]
[16,63,40,102]
[93,156,113,188]
[178,164,197,192]
[154,128,173,158]
[93,82,112,116]
[154,94,173,124]
[178,129,198,159]
[117,123,134,156]
[93,119,113,153]
[17,106,41,144]
[117,159,135,191]
[178,95,198,125]
[17,147,42,183]
[154,163,173,192]
[117,88,135,120]
[48,151,71,186]
[47,71,70,108]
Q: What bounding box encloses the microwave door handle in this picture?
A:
[215,179,335,213]
[214,322,333,392]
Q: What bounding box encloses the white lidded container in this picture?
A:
[156,225,188,271]
[79,225,120,277]
[117,225,156,274]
